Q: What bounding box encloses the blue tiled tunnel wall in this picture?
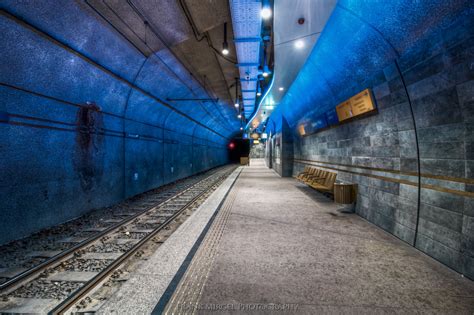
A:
[0,2,237,244]
[267,1,474,278]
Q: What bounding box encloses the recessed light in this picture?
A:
[294,40,304,49]
[261,8,272,19]
[279,87,284,91]
[262,72,268,77]
[234,103,239,107]
[237,114,242,118]
[222,23,229,55]
[257,92,262,96]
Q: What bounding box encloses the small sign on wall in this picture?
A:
[336,89,376,122]
[298,124,306,136]
[296,88,377,137]
[336,100,352,121]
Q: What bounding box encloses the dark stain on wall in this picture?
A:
[74,102,104,191]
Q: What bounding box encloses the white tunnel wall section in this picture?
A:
[0,2,236,244]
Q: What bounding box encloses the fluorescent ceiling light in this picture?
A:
[295,40,304,49]
[261,8,272,19]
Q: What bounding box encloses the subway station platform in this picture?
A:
[97,159,474,314]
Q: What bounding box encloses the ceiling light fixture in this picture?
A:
[261,7,272,19]
[222,44,229,55]
[262,64,270,77]
[234,78,240,111]
[222,22,229,55]
[279,87,284,91]
[237,114,242,119]
[295,40,304,49]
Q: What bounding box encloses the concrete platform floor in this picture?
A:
[168,159,474,314]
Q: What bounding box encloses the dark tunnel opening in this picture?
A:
[228,138,250,163]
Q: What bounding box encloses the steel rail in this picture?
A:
[0,168,225,295]
[49,168,235,314]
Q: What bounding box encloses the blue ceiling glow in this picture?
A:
[245,71,275,130]
[269,0,473,129]
[229,0,263,119]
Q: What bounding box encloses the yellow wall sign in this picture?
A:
[297,124,306,136]
[336,89,376,122]
[336,100,352,121]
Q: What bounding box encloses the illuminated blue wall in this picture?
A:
[271,0,474,278]
[0,1,238,244]
[271,0,473,128]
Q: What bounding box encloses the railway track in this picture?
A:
[0,165,237,314]
[0,169,219,289]
[0,169,223,288]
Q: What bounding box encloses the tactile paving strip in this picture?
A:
[163,177,240,315]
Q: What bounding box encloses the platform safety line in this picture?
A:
[165,187,238,314]
[164,179,238,314]
[163,170,241,315]
[187,190,237,312]
[151,168,242,315]
[175,193,236,315]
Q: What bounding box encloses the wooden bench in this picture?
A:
[297,167,337,194]
[304,169,326,184]
[309,171,337,193]
[296,166,311,180]
[298,167,317,181]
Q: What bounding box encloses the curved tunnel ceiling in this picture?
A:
[267,0,473,132]
[0,0,242,140]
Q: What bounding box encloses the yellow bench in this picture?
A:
[308,171,337,193]
[297,166,337,194]
[296,166,311,180]
[298,167,317,181]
